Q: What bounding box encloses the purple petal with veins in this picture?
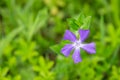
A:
[81,42,96,54]
[79,29,89,42]
[61,44,74,57]
[63,30,77,42]
[72,49,82,63]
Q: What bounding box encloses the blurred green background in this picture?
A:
[0,0,120,80]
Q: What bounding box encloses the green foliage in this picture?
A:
[0,27,23,57]
[108,66,120,80]
[0,0,120,80]
[27,9,48,41]
[14,38,38,62]
[33,56,55,80]
[50,40,70,55]
[54,55,109,80]
[105,23,120,47]
[68,13,91,32]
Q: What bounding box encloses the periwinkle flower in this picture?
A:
[61,29,96,63]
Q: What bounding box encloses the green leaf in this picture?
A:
[77,12,85,25]
[81,16,91,29]
[47,61,54,70]
[39,56,45,67]
[28,8,48,41]
[0,67,9,77]
[50,44,63,55]
[67,13,92,30]
[106,23,119,47]
[67,18,79,31]
[50,41,70,55]
[0,27,23,57]
[111,0,120,27]
[100,16,105,44]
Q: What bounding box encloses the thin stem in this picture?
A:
[109,45,120,67]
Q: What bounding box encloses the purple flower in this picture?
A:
[61,29,96,63]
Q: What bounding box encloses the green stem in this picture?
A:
[109,46,120,67]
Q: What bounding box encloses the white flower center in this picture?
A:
[73,40,84,49]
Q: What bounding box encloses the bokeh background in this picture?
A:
[0,0,120,80]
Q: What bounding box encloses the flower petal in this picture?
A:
[72,49,82,63]
[81,42,96,54]
[63,30,77,42]
[61,44,74,57]
[79,29,89,42]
